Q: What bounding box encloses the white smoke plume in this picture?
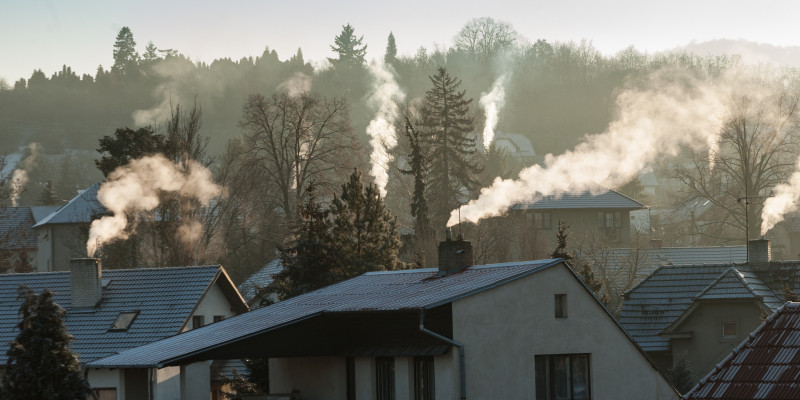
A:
[278,72,312,97]
[9,143,41,207]
[761,156,800,235]
[448,70,731,227]
[87,154,221,257]
[479,74,508,149]
[366,63,405,197]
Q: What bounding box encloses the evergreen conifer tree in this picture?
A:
[112,26,139,77]
[328,24,367,69]
[421,67,481,229]
[1,286,90,400]
[401,118,436,267]
[384,32,398,64]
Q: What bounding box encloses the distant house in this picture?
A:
[90,238,679,400]
[684,302,800,400]
[238,258,283,308]
[620,239,795,386]
[493,132,537,166]
[32,183,106,272]
[512,189,647,248]
[0,206,59,272]
[0,259,247,399]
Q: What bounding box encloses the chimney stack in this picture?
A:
[438,228,473,276]
[70,258,102,309]
[748,238,771,272]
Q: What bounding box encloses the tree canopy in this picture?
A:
[328,24,367,69]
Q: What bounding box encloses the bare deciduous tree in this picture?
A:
[453,17,520,60]
[239,92,358,227]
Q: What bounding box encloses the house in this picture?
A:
[90,236,679,399]
[577,245,746,311]
[683,302,800,400]
[0,206,59,273]
[238,258,283,309]
[32,183,106,272]
[493,132,539,170]
[511,189,647,248]
[619,239,796,386]
[0,258,248,399]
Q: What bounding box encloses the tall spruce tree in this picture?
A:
[329,169,402,275]
[384,32,398,64]
[111,26,139,77]
[421,67,481,230]
[401,118,436,267]
[328,24,367,69]
[1,286,90,400]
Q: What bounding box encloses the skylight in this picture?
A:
[109,311,139,331]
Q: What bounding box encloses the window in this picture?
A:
[722,321,737,338]
[192,315,205,329]
[213,315,225,323]
[555,294,567,318]
[536,354,590,400]
[92,388,118,400]
[109,311,139,331]
[376,357,395,400]
[596,212,622,228]
[414,356,435,400]
[535,212,553,230]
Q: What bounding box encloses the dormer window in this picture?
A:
[109,311,139,332]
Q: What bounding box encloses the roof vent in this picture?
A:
[438,228,473,276]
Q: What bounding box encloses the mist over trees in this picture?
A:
[3,19,800,281]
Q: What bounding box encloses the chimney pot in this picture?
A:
[70,258,102,309]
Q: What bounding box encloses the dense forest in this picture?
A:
[1,18,793,285]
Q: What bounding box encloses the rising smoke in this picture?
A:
[9,143,41,207]
[479,74,508,149]
[87,154,221,257]
[278,72,312,97]
[448,69,732,227]
[365,63,405,197]
[762,156,800,235]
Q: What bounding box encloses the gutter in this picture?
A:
[418,310,466,400]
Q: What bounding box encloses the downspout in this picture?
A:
[419,310,466,400]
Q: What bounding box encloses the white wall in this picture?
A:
[452,263,679,399]
[182,280,238,332]
[269,357,346,400]
[180,361,211,400]
[88,368,124,400]
[155,366,181,400]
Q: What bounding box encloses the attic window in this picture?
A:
[555,294,567,318]
[109,311,139,332]
[722,321,737,338]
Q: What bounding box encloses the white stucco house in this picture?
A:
[0,258,248,399]
[91,236,679,399]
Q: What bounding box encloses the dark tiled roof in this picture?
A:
[0,265,224,364]
[685,302,800,400]
[620,263,788,352]
[511,189,646,210]
[0,207,36,249]
[90,259,564,368]
[33,183,107,227]
[238,258,283,302]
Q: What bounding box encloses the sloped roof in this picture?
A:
[30,206,60,224]
[90,259,564,368]
[511,189,646,210]
[494,132,536,157]
[621,263,786,352]
[238,258,283,302]
[0,265,240,364]
[0,207,37,249]
[33,183,107,227]
[684,302,800,400]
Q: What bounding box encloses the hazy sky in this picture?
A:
[3,0,800,83]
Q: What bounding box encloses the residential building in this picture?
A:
[0,206,58,272]
[238,258,282,309]
[33,183,106,272]
[511,189,647,249]
[0,259,247,399]
[91,237,679,400]
[620,239,796,386]
[684,302,800,400]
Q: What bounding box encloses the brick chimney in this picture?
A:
[70,258,102,309]
[438,228,473,276]
[748,238,771,272]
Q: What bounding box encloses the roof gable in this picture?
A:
[511,189,646,210]
[0,265,231,364]
[685,302,800,399]
[33,183,107,227]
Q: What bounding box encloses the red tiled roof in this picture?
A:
[685,302,800,399]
